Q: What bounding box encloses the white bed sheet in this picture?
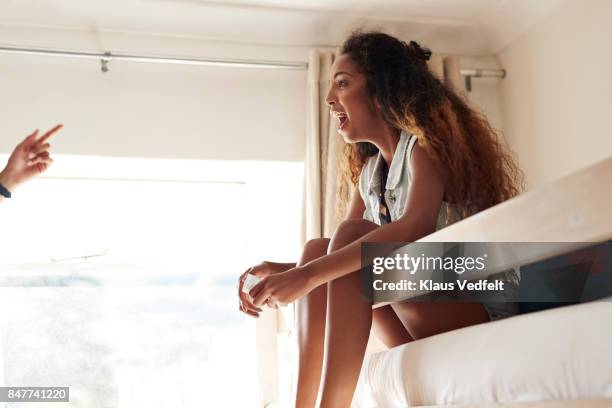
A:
[353,301,612,407]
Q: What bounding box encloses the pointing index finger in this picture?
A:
[37,124,63,144]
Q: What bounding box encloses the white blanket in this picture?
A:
[353,301,612,407]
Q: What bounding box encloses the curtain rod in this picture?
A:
[459,68,506,92]
[0,45,309,72]
[0,45,506,77]
[459,68,506,78]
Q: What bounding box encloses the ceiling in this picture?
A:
[0,0,564,55]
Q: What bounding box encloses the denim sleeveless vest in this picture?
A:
[357,130,452,229]
[357,130,520,321]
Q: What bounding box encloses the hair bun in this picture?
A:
[408,40,432,62]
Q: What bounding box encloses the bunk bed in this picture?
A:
[352,157,612,408]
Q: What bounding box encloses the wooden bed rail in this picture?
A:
[372,156,612,308]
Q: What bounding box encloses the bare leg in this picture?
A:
[318,219,381,408]
[295,238,330,408]
[309,222,490,407]
[294,233,412,407]
[391,301,489,340]
[372,305,413,348]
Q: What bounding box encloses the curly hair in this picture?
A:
[336,30,524,225]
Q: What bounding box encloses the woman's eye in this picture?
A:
[338,80,348,88]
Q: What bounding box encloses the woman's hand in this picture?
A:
[238,261,290,318]
[0,125,63,192]
[249,266,317,309]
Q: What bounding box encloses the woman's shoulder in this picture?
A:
[358,154,378,196]
[362,154,378,174]
[358,155,378,182]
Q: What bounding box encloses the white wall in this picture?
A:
[496,0,612,189]
[0,26,308,162]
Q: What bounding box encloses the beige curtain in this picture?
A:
[302,48,346,243]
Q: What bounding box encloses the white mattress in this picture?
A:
[352,301,612,407]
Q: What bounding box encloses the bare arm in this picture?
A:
[257,183,364,274]
[303,144,445,287]
[264,261,297,271]
[249,145,446,307]
[344,183,367,220]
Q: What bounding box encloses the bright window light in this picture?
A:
[0,154,303,407]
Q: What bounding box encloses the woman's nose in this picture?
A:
[325,87,335,107]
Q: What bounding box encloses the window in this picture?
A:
[0,154,303,407]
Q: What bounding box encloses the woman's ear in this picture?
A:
[374,97,382,110]
[371,96,383,113]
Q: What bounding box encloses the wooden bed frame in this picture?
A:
[373,156,612,309]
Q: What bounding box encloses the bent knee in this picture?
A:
[299,238,330,265]
[304,237,330,251]
[334,218,379,238]
[329,218,379,252]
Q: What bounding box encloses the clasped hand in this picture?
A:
[238,262,317,318]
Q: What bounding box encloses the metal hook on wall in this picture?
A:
[101,51,112,73]
[460,68,506,92]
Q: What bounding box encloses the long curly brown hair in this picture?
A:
[337,31,524,225]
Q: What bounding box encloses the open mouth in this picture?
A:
[332,111,348,130]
